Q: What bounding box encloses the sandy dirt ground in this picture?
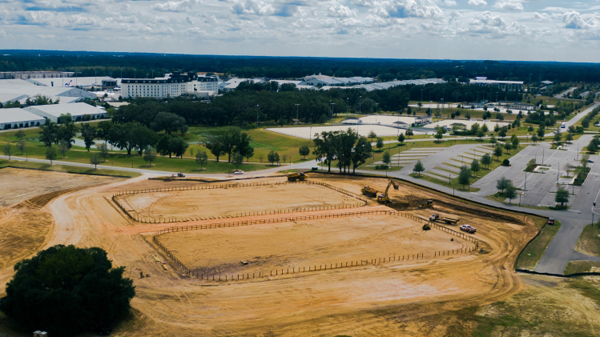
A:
[0,167,120,207]
[159,214,472,276]
[117,183,360,221]
[1,173,545,336]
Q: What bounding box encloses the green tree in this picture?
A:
[16,139,26,155]
[434,128,444,142]
[537,126,545,138]
[39,120,58,147]
[504,142,512,154]
[553,132,562,145]
[481,124,489,133]
[531,134,538,144]
[494,145,503,160]
[232,151,244,169]
[481,153,492,170]
[152,111,187,135]
[351,137,372,174]
[505,184,517,204]
[458,166,471,189]
[2,143,12,160]
[555,187,569,206]
[368,131,377,142]
[313,131,338,172]
[299,145,310,159]
[80,124,97,152]
[490,135,497,145]
[168,136,188,159]
[58,139,70,158]
[471,159,480,177]
[413,160,425,176]
[90,153,102,169]
[496,176,511,194]
[204,135,224,162]
[143,146,157,166]
[195,151,208,170]
[376,137,384,150]
[528,124,534,132]
[0,245,135,336]
[267,150,280,165]
[45,146,57,165]
[14,130,26,139]
[382,151,391,166]
[498,128,507,139]
[477,129,485,141]
[398,133,405,145]
[512,136,519,148]
[97,142,109,162]
[566,133,573,143]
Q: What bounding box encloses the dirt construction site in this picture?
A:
[2,167,600,336]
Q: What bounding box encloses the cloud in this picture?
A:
[468,0,487,6]
[563,11,599,30]
[494,1,524,12]
[467,11,524,37]
[231,0,275,16]
[370,0,443,19]
[328,2,355,18]
[152,0,199,12]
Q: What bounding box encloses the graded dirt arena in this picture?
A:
[158,213,472,276]
[116,182,361,221]
[5,170,590,336]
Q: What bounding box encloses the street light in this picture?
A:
[295,104,300,125]
[256,104,260,128]
[359,96,362,114]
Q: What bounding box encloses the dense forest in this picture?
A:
[1,50,600,83]
[112,83,522,127]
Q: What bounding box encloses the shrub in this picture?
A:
[502,159,510,166]
[375,165,389,170]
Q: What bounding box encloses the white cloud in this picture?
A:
[231,0,275,16]
[468,0,487,6]
[370,0,444,19]
[466,11,525,37]
[494,1,524,12]
[328,2,355,18]
[563,11,599,30]
[152,0,199,12]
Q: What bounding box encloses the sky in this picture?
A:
[0,0,599,62]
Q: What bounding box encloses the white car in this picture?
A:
[233,170,244,175]
[460,225,476,233]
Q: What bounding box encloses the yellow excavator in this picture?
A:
[287,172,306,182]
[377,180,399,203]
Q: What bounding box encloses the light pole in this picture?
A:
[295,104,300,125]
[524,171,527,191]
[346,97,349,113]
[256,104,259,128]
[359,96,362,114]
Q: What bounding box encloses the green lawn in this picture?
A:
[515,219,560,270]
[0,160,141,178]
[574,224,600,257]
[564,261,600,275]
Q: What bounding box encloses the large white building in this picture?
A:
[25,103,108,123]
[121,72,218,99]
[469,77,524,91]
[0,108,46,130]
[299,74,374,87]
[0,79,96,105]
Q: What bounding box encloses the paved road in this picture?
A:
[555,87,578,99]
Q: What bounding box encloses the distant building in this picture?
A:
[0,71,74,80]
[299,74,374,87]
[121,72,218,99]
[0,108,45,130]
[469,77,524,91]
[540,80,554,91]
[25,103,108,123]
[101,79,118,91]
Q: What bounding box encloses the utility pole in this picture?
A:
[256,104,259,128]
[295,104,300,125]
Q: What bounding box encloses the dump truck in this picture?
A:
[362,186,378,198]
[377,180,399,204]
[419,199,434,209]
[287,172,306,182]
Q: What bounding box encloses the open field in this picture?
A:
[158,213,471,276]
[575,224,600,257]
[0,167,122,207]
[1,171,581,336]
[116,182,362,222]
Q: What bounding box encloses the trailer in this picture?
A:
[441,217,459,225]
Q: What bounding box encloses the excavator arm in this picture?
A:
[377,180,399,203]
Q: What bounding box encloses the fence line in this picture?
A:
[151,210,483,281]
[112,180,368,224]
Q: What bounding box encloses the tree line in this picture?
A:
[312,128,373,174]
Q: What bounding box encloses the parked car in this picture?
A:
[233,170,244,175]
[460,224,476,233]
[547,218,555,225]
[588,159,594,163]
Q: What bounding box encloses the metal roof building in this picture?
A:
[24,103,108,122]
[0,108,46,130]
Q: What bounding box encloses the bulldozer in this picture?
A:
[418,199,434,209]
[361,186,378,198]
[377,180,399,204]
[287,172,306,182]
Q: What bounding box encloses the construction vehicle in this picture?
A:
[287,172,306,182]
[442,217,460,225]
[361,186,378,198]
[422,223,431,231]
[419,199,434,209]
[171,172,185,178]
[429,214,439,222]
[377,180,399,204]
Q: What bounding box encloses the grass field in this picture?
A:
[574,224,600,257]
[0,160,140,178]
[515,219,559,270]
[564,260,600,275]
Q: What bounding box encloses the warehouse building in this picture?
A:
[299,74,374,87]
[24,103,108,123]
[0,108,46,130]
[469,77,524,91]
